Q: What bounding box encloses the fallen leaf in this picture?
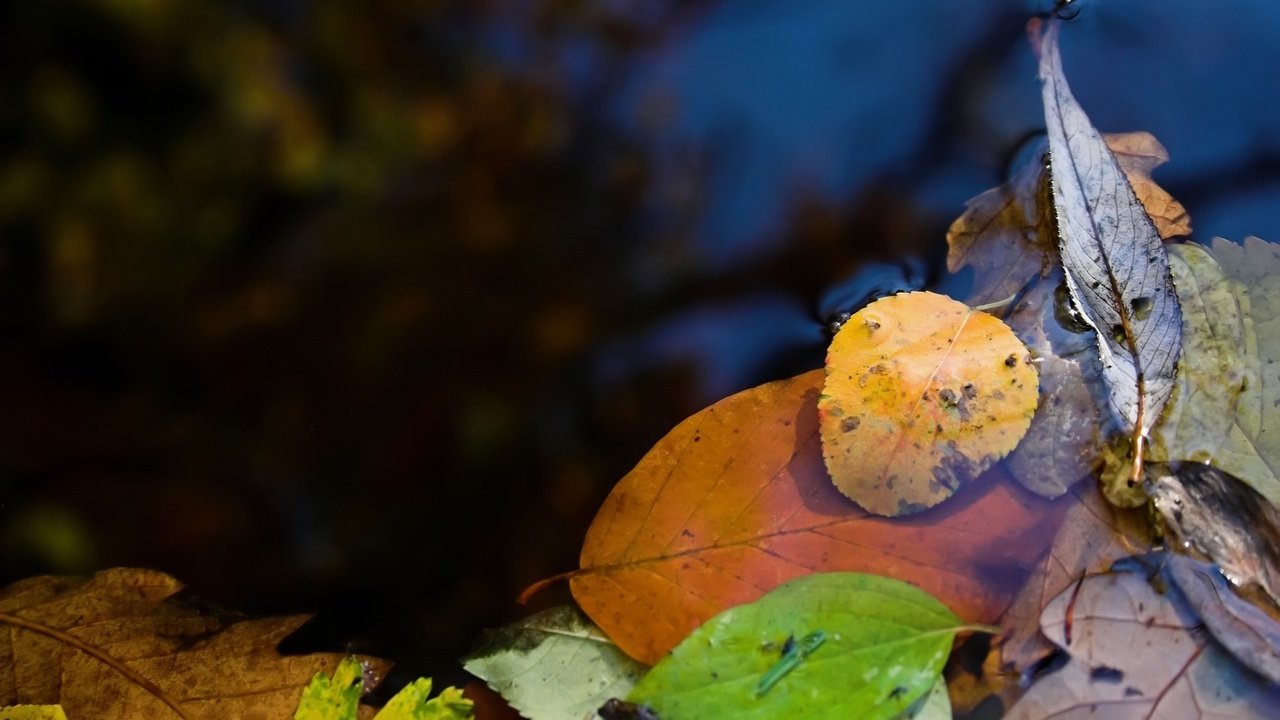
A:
[566,370,1063,664]
[0,568,390,720]
[462,606,647,720]
[627,573,966,720]
[999,480,1153,671]
[1146,462,1280,604]
[1039,18,1183,455]
[1006,562,1280,719]
[0,708,67,720]
[1002,275,1105,498]
[1205,236,1280,505]
[1133,553,1280,685]
[296,658,473,720]
[819,291,1039,515]
[946,133,1189,308]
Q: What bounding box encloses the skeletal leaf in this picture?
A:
[819,291,1038,515]
[1039,19,1182,451]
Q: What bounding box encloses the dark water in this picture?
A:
[1,0,1278,701]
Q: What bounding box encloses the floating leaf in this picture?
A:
[1006,562,1280,718]
[946,132,1189,308]
[1205,236,1280,505]
[819,291,1039,515]
[627,573,965,720]
[0,568,389,720]
[462,606,647,720]
[999,481,1153,670]
[564,371,1062,664]
[372,680,472,720]
[1039,19,1182,457]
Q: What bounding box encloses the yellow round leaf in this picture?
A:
[819,291,1038,516]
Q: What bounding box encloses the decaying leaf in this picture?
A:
[819,291,1038,515]
[1039,18,1183,462]
[1206,236,1280,505]
[0,708,67,720]
[296,659,472,720]
[563,371,1063,664]
[462,606,647,720]
[0,568,389,720]
[946,132,1189,308]
[1002,275,1105,497]
[1006,564,1280,719]
[1147,462,1280,605]
[999,481,1153,670]
[1123,553,1280,686]
[627,573,965,720]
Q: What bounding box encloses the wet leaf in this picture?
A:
[462,606,647,720]
[565,371,1063,664]
[1134,553,1280,685]
[1002,276,1105,498]
[1147,463,1280,604]
[999,481,1153,670]
[819,291,1039,515]
[370,680,471,720]
[0,568,390,720]
[902,678,950,720]
[627,573,965,720]
[1205,236,1280,505]
[1006,564,1280,719]
[1039,19,1183,453]
[946,133,1189,307]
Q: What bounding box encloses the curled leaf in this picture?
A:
[819,291,1038,515]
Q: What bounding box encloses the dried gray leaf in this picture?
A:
[463,606,647,720]
[1039,19,1182,441]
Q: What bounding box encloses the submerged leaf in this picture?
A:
[462,606,647,720]
[1039,19,1182,451]
[627,573,964,720]
[1146,463,1280,604]
[819,291,1038,515]
[566,371,1063,664]
[999,481,1153,670]
[1007,564,1280,719]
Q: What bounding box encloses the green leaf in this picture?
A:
[1206,236,1280,505]
[627,572,966,720]
[0,707,68,720]
[462,605,646,720]
[294,656,363,720]
[293,657,471,720]
[374,679,474,720]
[899,678,950,720]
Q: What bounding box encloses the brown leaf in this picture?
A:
[0,568,390,720]
[946,133,1188,308]
[567,371,1064,664]
[999,481,1153,671]
[820,291,1039,516]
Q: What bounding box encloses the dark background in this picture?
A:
[3,0,1279,699]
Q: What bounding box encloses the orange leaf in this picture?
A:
[570,370,1064,664]
[820,292,1038,516]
